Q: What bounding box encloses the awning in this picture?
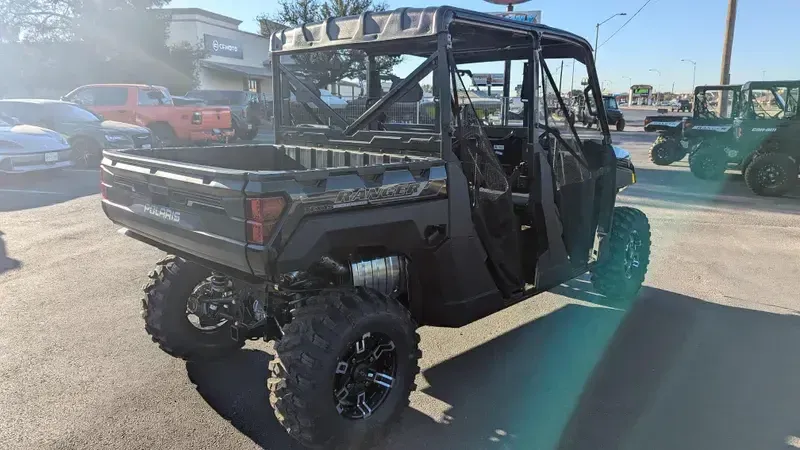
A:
[199,60,271,79]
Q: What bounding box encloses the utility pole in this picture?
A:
[558,61,564,93]
[594,13,627,63]
[681,59,697,91]
[720,0,737,116]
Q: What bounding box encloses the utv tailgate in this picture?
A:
[100,151,253,275]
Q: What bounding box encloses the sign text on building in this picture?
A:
[204,34,243,59]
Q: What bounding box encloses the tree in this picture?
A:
[257,0,401,89]
[0,0,204,94]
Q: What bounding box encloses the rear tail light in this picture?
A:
[191,112,202,125]
[245,197,286,244]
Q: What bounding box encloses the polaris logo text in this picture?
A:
[691,125,732,132]
[143,204,181,223]
[335,182,427,205]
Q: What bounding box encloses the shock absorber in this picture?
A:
[209,272,230,295]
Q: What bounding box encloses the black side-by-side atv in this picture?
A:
[101,8,651,450]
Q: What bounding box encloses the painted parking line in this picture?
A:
[63,169,100,173]
[0,188,69,195]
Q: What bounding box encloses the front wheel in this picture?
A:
[70,137,102,168]
[268,288,420,450]
[591,207,651,301]
[616,119,626,132]
[744,153,798,197]
[142,255,244,361]
[689,145,727,180]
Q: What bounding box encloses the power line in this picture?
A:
[598,0,655,49]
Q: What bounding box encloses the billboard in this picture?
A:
[493,10,541,24]
[631,85,653,95]
[472,73,505,86]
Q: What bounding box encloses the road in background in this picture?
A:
[1,130,799,450]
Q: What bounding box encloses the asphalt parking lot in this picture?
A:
[2,124,800,450]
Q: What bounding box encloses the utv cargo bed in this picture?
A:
[101,144,445,277]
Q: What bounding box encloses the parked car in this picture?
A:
[0,99,153,167]
[0,115,72,174]
[62,84,233,147]
[185,90,264,141]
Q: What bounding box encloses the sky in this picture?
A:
[167,0,800,93]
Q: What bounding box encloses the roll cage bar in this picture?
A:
[270,6,611,155]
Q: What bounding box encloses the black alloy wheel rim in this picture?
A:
[656,145,671,161]
[333,332,397,420]
[700,155,721,177]
[624,230,642,280]
[757,163,786,189]
[185,282,229,332]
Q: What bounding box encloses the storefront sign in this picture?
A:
[472,73,505,86]
[493,10,541,24]
[204,34,243,59]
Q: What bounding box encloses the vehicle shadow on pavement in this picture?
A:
[387,286,800,450]
[0,231,21,274]
[185,349,306,450]
[0,170,99,212]
[622,166,800,214]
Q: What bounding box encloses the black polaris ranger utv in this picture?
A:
[689,80,799,196]
[644,84,741,166]
[100,7,650,449]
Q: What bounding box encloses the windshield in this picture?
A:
[52,104,100,122]
[604,97,618,110]
[185,90,247,106]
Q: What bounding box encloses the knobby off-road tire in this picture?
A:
[591,207,651,301]
[744,152,798,197]
[689,144,727,180]
[142,255,244,361]
[616,119,626,132]
[649,139,677,166]
[267,288,420,450]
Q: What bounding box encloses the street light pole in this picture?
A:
[681,59,696,91]
[649,68,661,103]
[594,12,627,63]
[622,75,632,104]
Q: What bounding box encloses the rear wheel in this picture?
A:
[142,255,244,361]
[649,139,677,166]
[268,288,420,450]
[744,153,798,197]
[689,144,727,180]
[591,207,651,301]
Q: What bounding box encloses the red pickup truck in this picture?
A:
[63,84,234,146]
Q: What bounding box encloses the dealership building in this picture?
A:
[164,8,275,96]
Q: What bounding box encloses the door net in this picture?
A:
[451,67,522,295]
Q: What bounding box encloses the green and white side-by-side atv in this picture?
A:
[100,7,651,449]
[688,80,799,196]
[644,84,741,166]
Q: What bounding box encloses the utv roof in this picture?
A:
[742,80,800,89]
[271,6,595,65]
[695,84,741,92]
